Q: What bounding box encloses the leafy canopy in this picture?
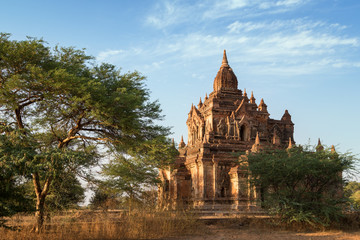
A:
[244,145,357,226]
[0,33,173,228]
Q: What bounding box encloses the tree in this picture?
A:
[344,181,360,209]
[23,170,86,211]
[101,137,178,207]
[0,33,170,231]
[244,146,357,226]
[89,187,120,210]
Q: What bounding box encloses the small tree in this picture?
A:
[24,170,86,211]
[89,187,120,210]
[244,145,357,226]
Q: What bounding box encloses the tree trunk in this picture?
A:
[34,195,46,233]
[15,108,25,130]
[32,173,52,233]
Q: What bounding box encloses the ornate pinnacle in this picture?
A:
[331,145,336,153]
[221,49,229,67]
[250,91,256,104]
[205,93,208,101]
[316,138,324,152]
[255,132,260,145]
[243,88,247,97]
[287,137,292,149]
[251,132,261,153]
[179,135,186,148]
[258,98,267,112]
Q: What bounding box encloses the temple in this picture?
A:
[158,50,295,210]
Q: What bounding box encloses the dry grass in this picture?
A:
[1,211,360,240]
[170,217,360,240]
[0,209,197,240]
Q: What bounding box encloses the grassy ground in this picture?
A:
[1,210,359,240]
[168,218,360,240]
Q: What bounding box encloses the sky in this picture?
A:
[1,0,360,166]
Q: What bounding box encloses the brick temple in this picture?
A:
[159,50,295,210]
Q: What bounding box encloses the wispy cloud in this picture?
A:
[146,0,310,29]
[97,24,359,76]
[260,0,308,9]
[100,1,360,77]
[97,50,124,62]
[202,0,309,20]
[227,19,347,33]
[145,1,194,29]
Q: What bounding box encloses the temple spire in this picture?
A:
[222,49,229,67]
[213,50,238,92]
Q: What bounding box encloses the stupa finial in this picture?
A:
[222,49,229,67]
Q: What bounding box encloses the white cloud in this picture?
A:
[97,49,124,62]
[227,19,347,34]
[145,1,193,29]
[228,21,266,32]
[213,0,249,10]
[261,31,358,49]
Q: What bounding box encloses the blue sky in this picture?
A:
[2,0,360,162]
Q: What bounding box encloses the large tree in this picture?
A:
[0,33,171,231]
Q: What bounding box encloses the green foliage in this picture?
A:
[0,128,35,227]
[24,171,86,211]
[345,181,360,210]
[244,146,357,226]
[89,187,120,210]
[0,33,172,229]
[101,137,177,204]
[350,191,360,209]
